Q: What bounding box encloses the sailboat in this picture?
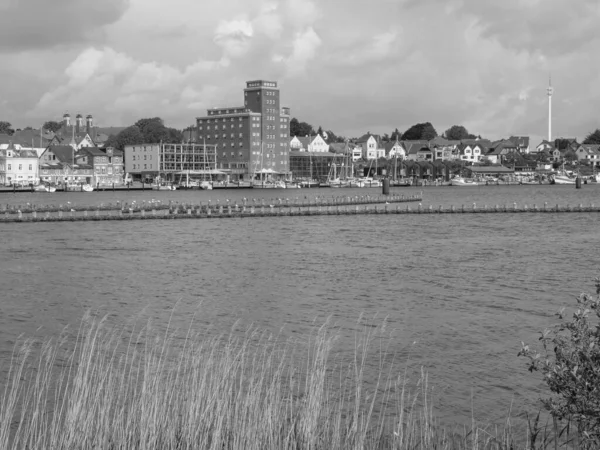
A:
[551,163,576,185]
[152,142,176,190]
[200,139,213,190]
[252,142,286,189]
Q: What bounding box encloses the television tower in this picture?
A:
[547,76,553,142]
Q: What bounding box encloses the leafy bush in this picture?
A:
[519,276,600,446]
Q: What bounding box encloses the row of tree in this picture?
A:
[104,118,183,150]
[289,118,485,143]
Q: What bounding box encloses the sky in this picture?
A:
[1,0,599,146]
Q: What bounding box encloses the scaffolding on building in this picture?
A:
[159,143,218,174]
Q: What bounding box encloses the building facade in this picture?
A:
[289,151,339,180]
[38,145,94,185]
[75,147,125,186]
[0,145,39,186]
[290,135,330,152]
[196,80,291,180]
[124,143,218,182]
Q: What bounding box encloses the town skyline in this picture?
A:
[1,0,599,147]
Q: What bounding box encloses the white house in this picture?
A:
[385,140,406,159]
[457,143,483,162]
[536,140,555,153]
[289,135,329,152]
[509,136,530,154]
[575,144,600,167]
[356,133,382,160]
[0,144,39,186]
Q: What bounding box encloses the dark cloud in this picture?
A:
[0,0,129,52]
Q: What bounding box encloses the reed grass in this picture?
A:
[0,313,582,449]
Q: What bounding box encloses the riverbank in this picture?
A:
[0,314,576,450]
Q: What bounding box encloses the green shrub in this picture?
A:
[519,276,600,446]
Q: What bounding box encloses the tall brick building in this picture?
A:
[195,80,291,180]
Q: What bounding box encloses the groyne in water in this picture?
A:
[0,194,420,215]
[1,199,599,223]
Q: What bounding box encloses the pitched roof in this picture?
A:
[536,140,555,149]
[356,133,380,144]
[429,136,460,146]
[45,145,76,164]
[384,140,403,152]
[461,138,492,148]
[508,136,530,148]
[579,144,600,155]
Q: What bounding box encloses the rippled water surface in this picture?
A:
[1,184,599,426]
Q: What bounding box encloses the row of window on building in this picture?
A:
[5,164,34,171]
[132,164,154,170]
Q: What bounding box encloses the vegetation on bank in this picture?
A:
[1,277,600,449]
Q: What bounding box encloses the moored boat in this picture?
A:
[450,176,479,186]
[252,180,286,189]
[299,180,320,188]
[550,172,576,185]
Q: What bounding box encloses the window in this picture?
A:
[29,164,32,170]
[7,164,11,170]
[18,164,22,170]
[144,164,147,169]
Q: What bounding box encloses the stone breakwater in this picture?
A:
[1,198,599,223]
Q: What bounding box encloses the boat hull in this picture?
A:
[152,185,177,191]
[451,177,479,186]
[552,177,576,185]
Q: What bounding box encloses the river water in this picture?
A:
[1,184,599,427]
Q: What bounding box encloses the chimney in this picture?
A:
[76,114,83,134]
[86,114,93,133]
[63,113,71,127]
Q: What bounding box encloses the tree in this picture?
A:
[43,121,63,133]
[390,128,402,141]
[443,125,476,141]
[134,118,164,134]
[0,121,14,135]
[112,126,145,150]
[519,276,600,445]
[103,134,120,149]
[564,149,578,164]
[290,118,314,137]
[583,129,600,145]
[382,133,390,142]
[401,122,437,140]
[166,127,183,143]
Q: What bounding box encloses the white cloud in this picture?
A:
[274,27,322,77]
[214,19,254,58]
[0,0,597,147]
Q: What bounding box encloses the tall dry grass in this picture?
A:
[0,313,577,449]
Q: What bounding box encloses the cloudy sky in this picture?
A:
[1,0,599,145]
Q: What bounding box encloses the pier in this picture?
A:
[1,199,599,223]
